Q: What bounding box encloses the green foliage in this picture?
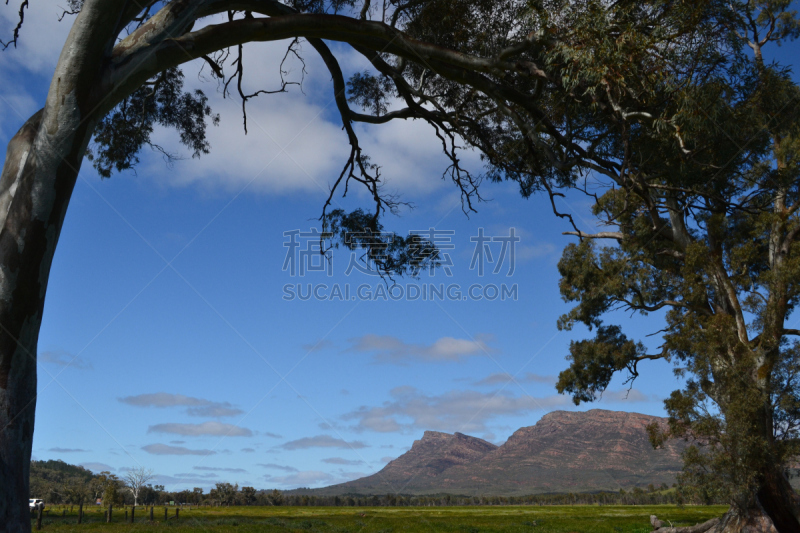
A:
[347,72,395,116]
[241,486,257,505]
[322,208,440,277]
[29,460,94,503]
[211,482,240,506]
[542,0,800,514]
[287,0,356,14]
[556,325,646,404]
[401,0,524,54]
[268,489,285,506]
[87,67,219,178]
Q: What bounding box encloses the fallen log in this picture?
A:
[651,515,721,533]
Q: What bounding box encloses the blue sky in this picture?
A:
[2,3,798,492]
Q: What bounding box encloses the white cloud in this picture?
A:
[266,470,334,488]
[121,392,208,408]
[48,447,88,453]
[38,350,92,370]
[144,57,352,197]
[0,8,480,207]
[194,466,247,473]
[258,463,298,472]
[0,1,71,74]
[348,334,493,364]
[280,435,368,450]
[142,443,216,456]
[599,389,653,403]
[175,472,218,479]
[342,386,572,435]
[343,386,657,435]
[187,405,244,418]
[133,39,481,200]
[80,462,114,473]
[301,339,335,353]
[265,469,368,489]
[474,372,556,386]
[321,457,364,466]
[352,117,482,195]
[153,473,219,486]
[119,393,244,418]
[148,421,253,437]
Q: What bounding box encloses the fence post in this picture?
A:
[131,505,135,523]
[36,504,43,530]
[176,508,179,520]
[164,507,168,521]
[124,510,128,521]
[78,503,83,524]
[150,506,154,521]
[107,504,112,523]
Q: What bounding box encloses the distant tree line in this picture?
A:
[31,461,730,508]
[277,484,726,507]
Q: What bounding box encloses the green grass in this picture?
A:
[32,504,728,533]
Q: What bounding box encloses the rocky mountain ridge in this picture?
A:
[307,409,687,496]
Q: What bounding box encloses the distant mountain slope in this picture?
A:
[335,431,497,494]
[311,410,687,496]
[447,409,686,494]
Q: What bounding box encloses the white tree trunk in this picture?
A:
[0,2,125,530]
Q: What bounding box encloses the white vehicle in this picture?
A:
[29,499,44,511]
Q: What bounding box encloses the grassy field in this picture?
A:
[32,504,728,533]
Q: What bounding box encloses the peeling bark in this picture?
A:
[0,101,95,531]
[0,1,121,529]
[0,110,42,533]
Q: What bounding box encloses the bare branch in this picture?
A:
[0,0,28,50]
[563,231,625,240]
[201,55,224,78]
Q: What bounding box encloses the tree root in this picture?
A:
[651,516,720,533]
[652,510,780,533]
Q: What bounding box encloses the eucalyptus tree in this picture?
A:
[122,466,154,506]
[549,5,800,533]
[0,0,797,532]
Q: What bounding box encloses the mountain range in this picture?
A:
[308,409,688,496]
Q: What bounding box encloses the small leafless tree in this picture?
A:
[123,467,154,506]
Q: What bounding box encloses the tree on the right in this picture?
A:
[546,2,800,531]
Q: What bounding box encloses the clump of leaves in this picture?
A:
[88,67,219,177]
[347,71,395,116]
[288,0,356,14]
[323,208,440,278]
